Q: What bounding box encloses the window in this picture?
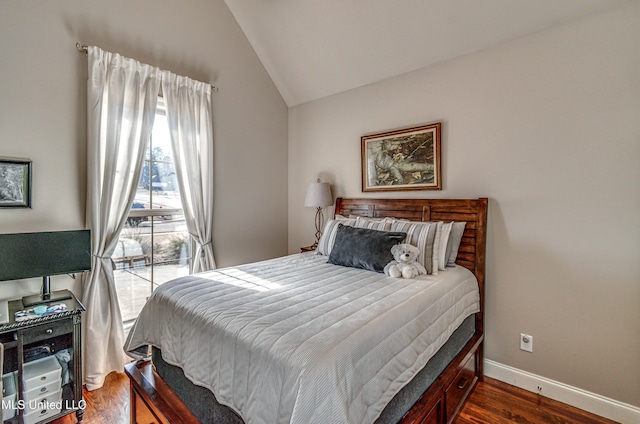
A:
[115,99,191,323]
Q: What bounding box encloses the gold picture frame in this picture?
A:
[361,122,441,192]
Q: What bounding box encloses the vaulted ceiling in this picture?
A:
[224,0,627,107]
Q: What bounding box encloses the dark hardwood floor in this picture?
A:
[51,372,618,424]
[456,378,618,424]
[51,371,129,424]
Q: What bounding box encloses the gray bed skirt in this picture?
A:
[152,314,476,424]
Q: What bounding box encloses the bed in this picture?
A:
[125,197,488,424]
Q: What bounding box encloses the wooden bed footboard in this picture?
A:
[125,359,199,424]
[335,197,488,423]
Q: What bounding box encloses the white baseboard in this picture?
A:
[484,359,640,424]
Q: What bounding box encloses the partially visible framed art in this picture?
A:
[361,122,441,192]
[0,158,32,208]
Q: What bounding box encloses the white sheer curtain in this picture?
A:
[84,46,160,390]
[162,72,216,273]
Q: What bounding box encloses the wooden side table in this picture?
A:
[125,360,199,424]
[1,291,85,423]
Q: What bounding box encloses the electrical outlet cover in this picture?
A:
[520,333,533,352]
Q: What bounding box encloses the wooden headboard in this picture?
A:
[334,197,488,332]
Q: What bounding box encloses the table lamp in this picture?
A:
[304,179,333,248]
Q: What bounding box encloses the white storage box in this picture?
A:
[23,387,62,415]
[25,377,61,401]
[23,390,62,424]
[23,356,62,394]
[2,371,17,421]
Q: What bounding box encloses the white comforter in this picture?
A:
[124,253,479,424]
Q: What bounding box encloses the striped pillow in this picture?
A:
[446,222,467,266]
[438,222,454,271]
[389,220,443,275]
[316,218,356,256]
[354,216,392,232]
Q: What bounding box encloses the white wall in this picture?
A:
[288,3,640,407]
[0,0,288,298]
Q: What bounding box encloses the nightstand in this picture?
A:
[1,291,85,423]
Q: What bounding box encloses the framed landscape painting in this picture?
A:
[361,122,441,192]
[0,158,32,208]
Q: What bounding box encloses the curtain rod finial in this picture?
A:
[76,42,88,54]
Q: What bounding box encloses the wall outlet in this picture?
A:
[520,333,533,352]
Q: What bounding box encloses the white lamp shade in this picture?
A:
[304,182,333,208]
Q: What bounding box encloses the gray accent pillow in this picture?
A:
[327,224,406,273]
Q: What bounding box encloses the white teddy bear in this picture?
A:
[384,244,427,279]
